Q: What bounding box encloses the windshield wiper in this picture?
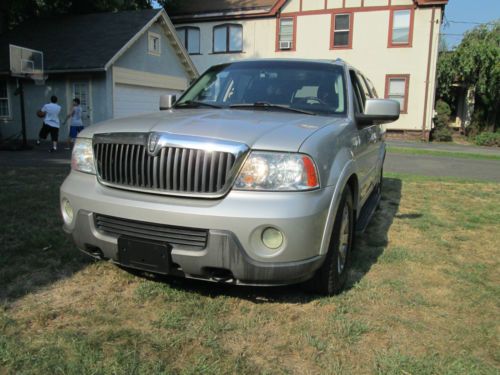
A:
[175,100,222,109]
[229,102,316,116]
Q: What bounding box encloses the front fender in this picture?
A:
[318,157,357,256]
[299,122,358,257]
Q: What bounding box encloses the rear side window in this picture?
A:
[349,70,366,113]
[364,77,378,98]
[357,73,372,100]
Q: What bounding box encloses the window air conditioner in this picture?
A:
[280,41,292,50]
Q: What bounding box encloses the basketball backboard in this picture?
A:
[9,44,44,78]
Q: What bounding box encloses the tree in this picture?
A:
[157,0,184,14]
[2,0,153,31]
[438,34,449,53]
[436,50,457,105]
[436,20,500,132]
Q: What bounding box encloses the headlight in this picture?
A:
[235,151,319,191]
[71,138,96,174]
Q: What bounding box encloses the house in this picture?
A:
[168,0,448,139]
[0,9,198,141]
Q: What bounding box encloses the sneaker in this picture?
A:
[49,147,57,153]
[36,140,40,145]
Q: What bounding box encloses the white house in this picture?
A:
[167,0,448,139]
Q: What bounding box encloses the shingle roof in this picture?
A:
[0,9,161,73]
[167,0,279,17]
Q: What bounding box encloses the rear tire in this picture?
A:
[306,185,354,295]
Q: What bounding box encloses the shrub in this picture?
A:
[434,100,452,128]
[474,132,500,147]
[432,100,453,142]
[433,126,453,142]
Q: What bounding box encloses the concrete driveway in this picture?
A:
[1,141,500,182]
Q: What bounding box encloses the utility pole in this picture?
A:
[17,78,28,147]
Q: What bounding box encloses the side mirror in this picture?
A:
[159,94,176,110]
[356,99,400,126]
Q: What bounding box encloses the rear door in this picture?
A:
[72,81,91,126]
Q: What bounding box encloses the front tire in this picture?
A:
[307,185,354,295]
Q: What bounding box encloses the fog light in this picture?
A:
[61,198,74,224]
[262,227,284,249]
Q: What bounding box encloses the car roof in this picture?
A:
[210,58,348,69]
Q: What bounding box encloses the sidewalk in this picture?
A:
[387,140,500,156]
[1,140,499,182]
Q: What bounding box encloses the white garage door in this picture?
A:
[114,84,181,118]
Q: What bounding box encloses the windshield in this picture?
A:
[176,61,347,116]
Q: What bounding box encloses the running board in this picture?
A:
[355,188,381,234]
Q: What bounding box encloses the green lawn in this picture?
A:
[1,166,499,374]
[387,146,500,161]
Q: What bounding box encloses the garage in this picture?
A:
[113,83,181,118]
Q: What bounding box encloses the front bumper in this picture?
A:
[61,171,334,284]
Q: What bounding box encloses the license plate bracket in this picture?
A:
[117,236,171,274]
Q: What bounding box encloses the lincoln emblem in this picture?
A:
[148,133,160,154]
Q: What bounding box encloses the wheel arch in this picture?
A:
[318,160,358,256]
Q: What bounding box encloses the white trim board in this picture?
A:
[113,67,188,91]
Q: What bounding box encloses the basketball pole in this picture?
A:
[17,78,28,147]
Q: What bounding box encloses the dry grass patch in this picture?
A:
[0,167,499,374]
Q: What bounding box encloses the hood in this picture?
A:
[80,108,346,151]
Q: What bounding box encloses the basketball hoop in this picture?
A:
[9,44,45,148]
[31,73,48,86]
[9,45,44,78]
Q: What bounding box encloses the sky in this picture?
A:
[441,0,499,48]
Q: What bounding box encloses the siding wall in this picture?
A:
[112,21,191,118]
[0,73,108,141]
[115,22,189,80]
[1,77,68,140]
[174,0,443,133]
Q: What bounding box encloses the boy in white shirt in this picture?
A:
[36,95,61,152]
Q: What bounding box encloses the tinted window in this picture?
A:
[357,73,372,99]
[349,70,366,113]
[177,61,347,116]
[364,77,378,98]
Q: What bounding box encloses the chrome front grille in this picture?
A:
[93,133,248,197]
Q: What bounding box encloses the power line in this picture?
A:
[443,15,497,27]
[446,20,497,26]
[440,33,465,37]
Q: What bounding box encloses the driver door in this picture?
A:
[349,70,376,205]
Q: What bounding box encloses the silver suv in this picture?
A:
[61,59,399,294]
